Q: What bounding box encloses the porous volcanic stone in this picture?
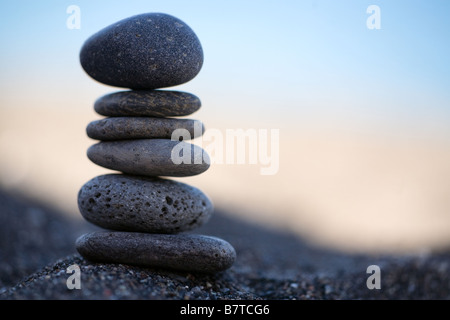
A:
[79,13,203,89]
[77,174,213,233]
[94,90,201,117]
[86,117,204,141]
[87,139,210,177]
[76,231,236,273]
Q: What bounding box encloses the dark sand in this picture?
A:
[0,188,449,300]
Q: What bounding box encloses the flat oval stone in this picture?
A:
[78,174,213,233]
[76,232,236,273]
[80,13,203,89]
[86,117,204,141]
[87,139,210,177]
[94,90,201,117]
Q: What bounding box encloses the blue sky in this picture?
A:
[0,0,449,136]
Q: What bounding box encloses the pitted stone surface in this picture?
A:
[78,174,213,233]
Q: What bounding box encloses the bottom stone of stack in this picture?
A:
[75,231,236,273]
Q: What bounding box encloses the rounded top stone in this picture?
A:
[80,13,203,89]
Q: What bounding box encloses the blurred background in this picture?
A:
[1,0,449,254]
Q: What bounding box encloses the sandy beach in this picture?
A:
[1,106,450,254]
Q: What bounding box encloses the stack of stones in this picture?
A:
[75,13,236,273]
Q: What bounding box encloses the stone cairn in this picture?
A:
[76,13,236,273]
